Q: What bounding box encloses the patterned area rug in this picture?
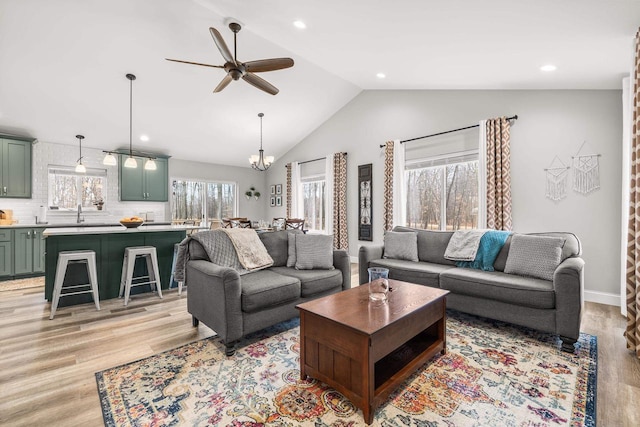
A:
[96,311,596,426]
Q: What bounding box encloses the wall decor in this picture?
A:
[572,141,601,195]
[244,187,260,200]
[270,196,275,207]
[270,185,275,195]
[275,195,282,206]
[276,184,282,195]
[544,156,570,201]
[358,163,372,241]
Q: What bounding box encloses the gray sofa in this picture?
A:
[359,226,584,352]
[185,230,351,355]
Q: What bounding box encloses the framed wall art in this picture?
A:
[270,185,276,195]
[276,195,282,206]
[276,184,282,195]
[270,196,276,207]
[358,163,372,241]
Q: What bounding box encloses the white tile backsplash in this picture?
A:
[1,141,168,225]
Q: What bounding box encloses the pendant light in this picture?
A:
[144,158,157,170]
[123,73,137,168]
[75,135,86,173]
[102,151,117,166]
[249,113,274,171]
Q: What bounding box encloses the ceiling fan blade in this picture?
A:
[244,58,294,73]
[209,27,235,65]
[165,58,224,68]
[242,73,279,95]
[214,74,233,93]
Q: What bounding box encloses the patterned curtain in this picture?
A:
[485,117,513,231]
[333,152,348,249]
[626,29,640,358]
[383,141,394,231]
[285,163,292,218]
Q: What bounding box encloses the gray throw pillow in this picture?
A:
[504,234,565,281]
[259,230,290,267]
[383,231,419,262]
[287,232,297,267]
[295,234,334,270]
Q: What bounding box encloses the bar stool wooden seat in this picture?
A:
[119,246,162,306]
[50,250,99,319]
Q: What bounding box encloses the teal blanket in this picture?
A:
[456,230,511,271]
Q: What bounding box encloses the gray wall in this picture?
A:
[266,90,622,301]
[169,159,268,221]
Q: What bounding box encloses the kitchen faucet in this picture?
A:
[77,204,84,224]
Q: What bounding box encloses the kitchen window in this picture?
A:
[47,165,107,210]
[171,180,236,224]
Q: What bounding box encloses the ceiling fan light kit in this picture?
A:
[250,112,273,171]
[166,22,294,95]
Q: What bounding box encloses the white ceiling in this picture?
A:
[0,0,638,167]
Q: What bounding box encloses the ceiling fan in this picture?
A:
[166,21,294,95]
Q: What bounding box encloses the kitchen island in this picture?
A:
[43,225,199,305]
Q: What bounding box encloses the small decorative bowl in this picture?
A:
[120,220,144,228]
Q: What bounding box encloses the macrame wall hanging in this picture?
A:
[572,141,601,195]
[544,156,570,201]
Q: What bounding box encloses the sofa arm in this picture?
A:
[358,245,384,285]
[553,257,585,342]
[185,260,243,344]
[333,250,352,290]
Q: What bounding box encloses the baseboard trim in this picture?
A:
[584,290,620,307]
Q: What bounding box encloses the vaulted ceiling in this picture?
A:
[0,0,638,167]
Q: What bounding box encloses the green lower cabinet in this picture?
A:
[13,228,46,275]
[0,241,12,277]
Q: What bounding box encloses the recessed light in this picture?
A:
[376,73,386,79]
[140,135,149,142]
[540,64,557,72]
[293,20,306,29]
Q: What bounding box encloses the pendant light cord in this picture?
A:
[129,76,133,157]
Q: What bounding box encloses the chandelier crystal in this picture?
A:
[249,113,274,171]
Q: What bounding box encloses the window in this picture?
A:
[302,179,326,232]
[171,180,236,224]
[48,166,107,210]
[404,129,479,230]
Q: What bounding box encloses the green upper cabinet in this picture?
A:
[0,136,33,198]
[118,154,168,202]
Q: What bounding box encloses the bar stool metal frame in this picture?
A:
[50,250,100,320]
[119,246,163,306]
[169,243,184,295]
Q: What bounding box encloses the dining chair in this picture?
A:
[285,218,305,232]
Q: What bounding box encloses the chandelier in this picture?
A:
[249,113,274,171]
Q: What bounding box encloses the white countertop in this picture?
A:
[43,224,206,236]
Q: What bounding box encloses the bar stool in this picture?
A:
[50,250,99,320]
[169,243,184,295]
[119,246,163,306]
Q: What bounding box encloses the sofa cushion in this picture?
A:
[504,234,564,281]
[270,266,343,297]
[259,230,297,267]
[393,226,456,265]
[440,268,555,309]
[294,234,334,270]
[494,232,580,272]
[241,270,301,313]
[384,231,418,261]
[369,258,455,288]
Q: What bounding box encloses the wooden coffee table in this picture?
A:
[296,280,449,424]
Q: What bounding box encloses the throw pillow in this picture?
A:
[287,232,297,267]
[383,231,418,262]
[504,234,565,281]
[295,234,334,270]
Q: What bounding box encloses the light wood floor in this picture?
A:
[0,272,639,426]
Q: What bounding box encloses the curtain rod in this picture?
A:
[285,152,347,167]
[379,115,518,148]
